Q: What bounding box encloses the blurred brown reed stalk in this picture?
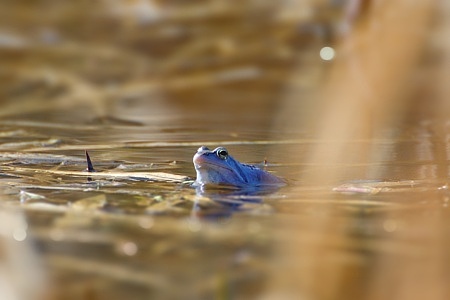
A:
[270,0,449,299]
[304,0,436,184]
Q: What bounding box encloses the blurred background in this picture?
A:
[0,0,449,299]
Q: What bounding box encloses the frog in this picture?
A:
[193,146,285,188]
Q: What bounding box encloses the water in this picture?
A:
[1,103,448,299]
[1,1,449,300]
[0,104,293,299]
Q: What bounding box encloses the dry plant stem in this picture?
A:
[306,0,435,185]
[367,1,450,299]
[269,1,438,299]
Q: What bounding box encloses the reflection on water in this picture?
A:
[2,118,449,299]
[0,0,449,299]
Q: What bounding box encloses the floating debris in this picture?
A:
[21,202,68,213]
[8,166,188,183]
[71,195,107,211]
[332,184,383,195]
[332,180,433,194]
[0,152,84,165]
[19,190,46,203]
[0,138,61,150]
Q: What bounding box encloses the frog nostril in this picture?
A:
[198,146,209,152]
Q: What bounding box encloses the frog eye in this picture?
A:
[216,148,228,160]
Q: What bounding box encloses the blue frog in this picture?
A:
[193,146,285,188]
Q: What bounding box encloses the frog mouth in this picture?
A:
[194,161,234,173]
[193,155,233,171]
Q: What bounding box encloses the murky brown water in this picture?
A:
[1,1,450,300]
